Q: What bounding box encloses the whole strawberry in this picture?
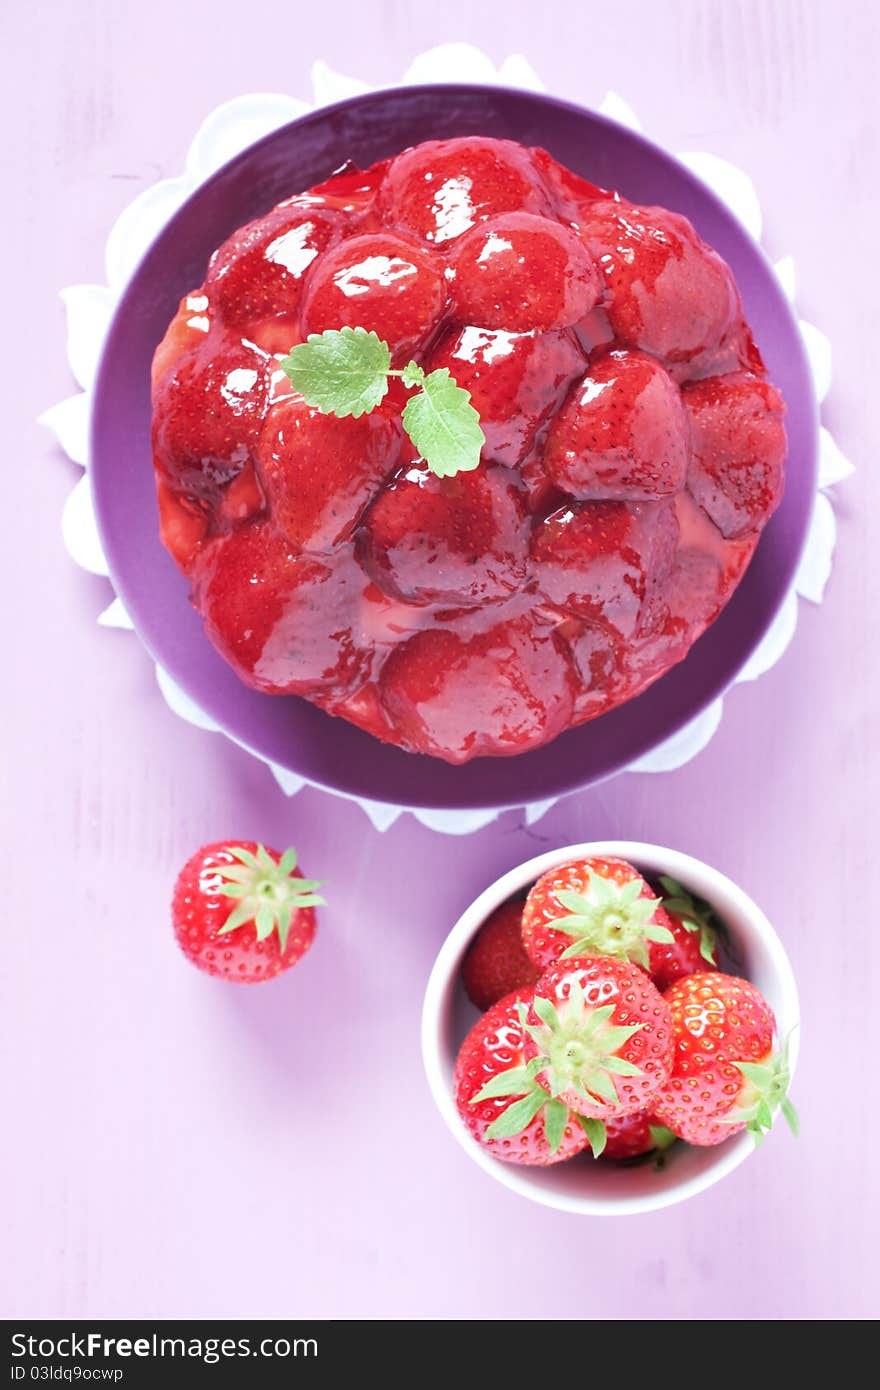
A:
[520,955,674,1151]
[172,841,323,983]
[650,874,719,990]
[521,856,679,982]
[594,1112,677,1161]
[460,897,540,1012]
[652,972,798,1146]
[454,988,591,1166]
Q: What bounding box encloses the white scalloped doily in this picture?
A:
[42,43,853,836]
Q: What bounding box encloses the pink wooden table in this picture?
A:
[2,1,875,1319]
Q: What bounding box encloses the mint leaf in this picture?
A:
[280,326,391,418]
[402,367,485,478]
[401,360,426,389]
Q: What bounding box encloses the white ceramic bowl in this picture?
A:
[421,841,800,1215]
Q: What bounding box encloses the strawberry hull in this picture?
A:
[151,135,787,764]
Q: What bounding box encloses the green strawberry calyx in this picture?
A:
[722,1035,800,1145]
[517,988,645,1110]
[215,844,324,953]
[471,1057,573,1155]
[648,1123,678,1153]
[658,874,718,966]
[551,870,674,969]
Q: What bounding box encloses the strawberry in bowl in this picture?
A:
[422,841,799,1214]
[150,132,787,766]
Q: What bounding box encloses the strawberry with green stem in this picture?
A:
[520,957,674,1136]
[172,841,324,984]
[454,987,591,1166]
[521,856,677,977]
[598,1112,679,1162]
[652,972,799,1146]
[652,873,720,988]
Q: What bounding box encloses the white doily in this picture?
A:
[42,44,853,836]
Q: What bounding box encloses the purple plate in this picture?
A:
[90,84,818,811]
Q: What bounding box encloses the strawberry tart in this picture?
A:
[151,136,786,764]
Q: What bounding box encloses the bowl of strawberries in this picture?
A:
[421,841,799,1213]
[91,84,817,810]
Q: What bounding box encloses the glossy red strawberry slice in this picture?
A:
[378,616,577,762]
[544,348,690,500]
[192,524,369,697]
[450,212,601,332]
[580,200,738,363]
[684,372,787,537]
[530,499,679,637]
[257,397,402,553]
[359,458,529,605]
[207,206,340,326]
[152,340,272,500]
[425,326,585,468]
[301,231,446,359]
[383,136,549,245]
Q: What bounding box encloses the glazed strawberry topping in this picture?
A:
[683,372,787,538]
[151,135,787,763]
[578,200,739,363]
[301,232,447,359]
[530,499,678,637]
[381,136,549,244]
[425,325,586,468]
[378,616,577,762]
[258,398,402,552]
[450,212,601,332]
[359,459,529,606]
[544,349,691,500]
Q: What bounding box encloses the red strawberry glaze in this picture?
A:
[258,398,402,552]
[683,372,787,538]
[530,499,679,638]
[378,616,577,762]
[301,231,447,360]
[191,525,371,698]
[450,212,601,332]
[425,325,586,468]
[151,136,786,763]
[359,457,529,606]
[381,136,550,245]
[206,205,340,328]
[577,200,739,364]
[544,348,690,501]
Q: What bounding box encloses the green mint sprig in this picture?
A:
[280,327,485,479]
